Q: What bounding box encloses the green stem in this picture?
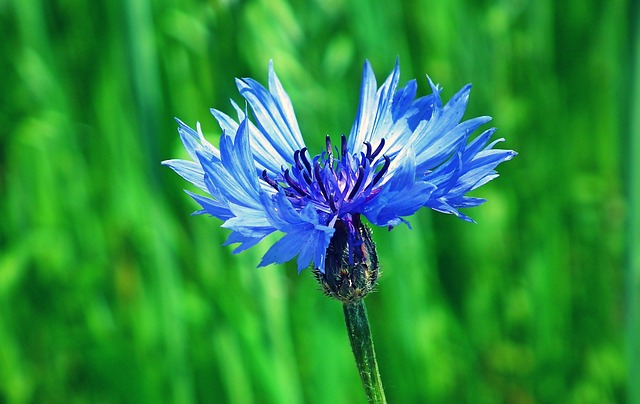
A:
[343,300,387,403]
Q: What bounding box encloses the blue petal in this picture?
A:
[224,230,271,254]
[349,60,415,160]
[267,60,304,146]
[200,120,262,209]
[222,203,274,236]
[259,230,308,268]
[452,148,516,195]
[427,198,477,223]
[418,84,472,146]
[175,118,219,162]
[211,108,290,175]
[185,189,233,220]
[295,219,334,272]
[261,189,306,228]
[370,58,401,136]
[162,159,207,192]
[236,67,306,164]
[457,128,498,168]
[445,196,487,209]
[364,149,436,226]
[257,191,335,271]
[348,60,378,154]
[209,108,239,137]
[424,150,464,198]
[415,116,492,173]
[426,76,443,109]
[404,94,438,131]
[221,119,261,194]
[258,218,334,272]
[391,79,417,122]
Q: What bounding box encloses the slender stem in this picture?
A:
[343,300,386,403]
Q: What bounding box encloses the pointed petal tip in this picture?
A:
[268,59,276,77]
[426,75,442,95]
[392,57,400,72]
[363,59,374,74]
[256,259,268,268]
[235,77,249,91]
[296,263,308,274]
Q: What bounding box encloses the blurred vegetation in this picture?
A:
[0,0,635,403]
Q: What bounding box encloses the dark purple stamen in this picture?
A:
[303,171,312,185]
[284,169,308,196]
[262,170,279,190]
[364,142,372,159]
[325,135,332,153]
[326,135,335,168]
[314,163,329,201]
[300,147,312,174]
[272,135,391,215]
[371,156,391,187]
[370,138,385,161]
[341,134,348,158]
[293,150,303,170]
[347,166,365,200]
[328,193,337,212]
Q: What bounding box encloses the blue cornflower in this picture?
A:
[163,60,516,282]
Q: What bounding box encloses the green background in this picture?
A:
[1,0,636,402]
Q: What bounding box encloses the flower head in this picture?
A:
[163,60,516,276]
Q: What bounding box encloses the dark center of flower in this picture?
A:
[313,214,379,303]
[261,135,390,215]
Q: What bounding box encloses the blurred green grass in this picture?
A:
[0,0,634,403]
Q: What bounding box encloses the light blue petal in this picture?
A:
[365,149,436,226]
[460,128,497,162]
[391,79,417,121]
[236,74,305,162]
[175,118,219,162]
[209,108,239,137]
[162,159,207,192]
[415,116,492,172]
[348,59,403,156]
[348,60,378,154]
[185,190,233,220]
[198,155,248,208]
[202,119,264,210]
[268,61,305,147]
[295,224,334,273]
[224,230,271,254]
[258,230,307,267]
[175,118,201,161]
[222,202,274,235]
[211,107,290,175]
[258,221,334,272]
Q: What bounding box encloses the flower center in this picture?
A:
[262,135,390,215]
[313,214,379,303]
